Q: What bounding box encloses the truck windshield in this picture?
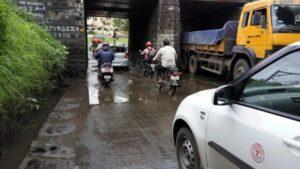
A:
[272,5,300,32]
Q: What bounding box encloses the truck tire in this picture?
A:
[180,52,189,72]
[189,55,198,75]
[176,127,201,169]
[233,58,250,79]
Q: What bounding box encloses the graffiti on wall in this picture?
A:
[16,0,84,40]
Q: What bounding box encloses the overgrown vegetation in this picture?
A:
[113,18,129,33]
[0,0,67,148]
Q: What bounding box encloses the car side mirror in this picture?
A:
[213,85,234,106]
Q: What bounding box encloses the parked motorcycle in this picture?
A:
[158,67,182,96]
[98,63,114,88]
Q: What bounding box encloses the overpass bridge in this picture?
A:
[14,0,248,75]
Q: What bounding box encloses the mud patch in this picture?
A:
[54,104,80,111]
[39,123,76,136]
[48,112,75,121]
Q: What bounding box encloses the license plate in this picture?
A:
[171,76,179,80]
[104,75,111,79]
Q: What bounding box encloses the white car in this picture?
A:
[110,45,129,70]
[172,42,300,169]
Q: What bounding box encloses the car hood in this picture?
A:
[176,88,217,118]
[193,88,216,97]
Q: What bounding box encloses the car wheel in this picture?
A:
[176,127,201,169]
[233,58,250,79]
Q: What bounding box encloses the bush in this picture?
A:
[0,1,67,122]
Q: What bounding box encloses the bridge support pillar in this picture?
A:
[156,0,181,53]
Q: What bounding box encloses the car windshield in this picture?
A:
[241,51,300,116]
[245,71,300,89]
[110,46,126,53]
[272,5,300,32]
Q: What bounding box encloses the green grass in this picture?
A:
[0,0,67,115]
[105,37,128,46]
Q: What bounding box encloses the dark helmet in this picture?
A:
[102,43,109,51]
[102,42,109,47]
[163,39,170,46]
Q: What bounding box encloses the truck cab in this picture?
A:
[237,0,300,59]
[181,0,300,80]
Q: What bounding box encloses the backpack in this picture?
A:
[147,48,156,59]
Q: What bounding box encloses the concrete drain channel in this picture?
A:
[54,103,80,111]
[20,142,76,169]
[20,100,80,168]
[40,123,76,136]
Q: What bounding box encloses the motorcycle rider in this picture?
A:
[94,43,115,80]
[153,39,177,83]
[140,41,156,69]
[94,43,114,66]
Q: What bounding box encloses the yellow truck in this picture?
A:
[182,0,300,79]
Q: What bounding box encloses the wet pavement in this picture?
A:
[18,53,223,169]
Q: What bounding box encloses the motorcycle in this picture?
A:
[158,67,182,96]
[98,63,114,88]
[143,61,156,79]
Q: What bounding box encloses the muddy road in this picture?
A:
[16,54,223,169]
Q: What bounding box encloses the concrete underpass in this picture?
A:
[86,0,247,67]
[14,0,247,75]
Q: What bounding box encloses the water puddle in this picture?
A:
[87,52,133,106]
[114,95,129,104]
[87,57,100,106]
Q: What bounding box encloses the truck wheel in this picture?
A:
[233,58,250,79]
[180,53,189,72]
[176,127,201,169]
[189,55,198,75]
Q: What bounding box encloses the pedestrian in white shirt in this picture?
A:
[153,39,177,83]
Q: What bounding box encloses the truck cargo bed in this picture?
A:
[182,21,238,55]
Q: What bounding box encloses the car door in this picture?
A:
[206,50,300,169]
[237,11,251,47]
[247,8,271,59]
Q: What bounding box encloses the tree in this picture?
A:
[113,18,129,32]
